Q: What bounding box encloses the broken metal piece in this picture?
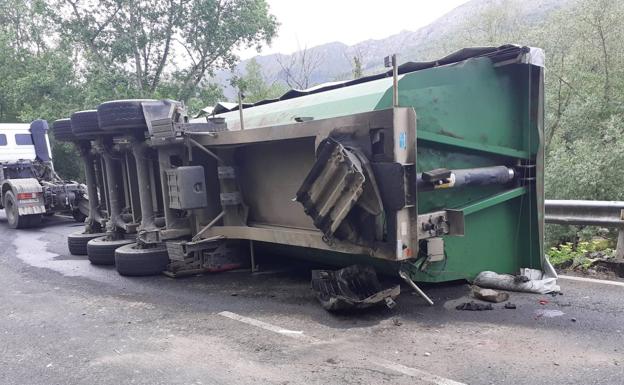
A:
[311,265,400,312]
[296,139,366,240]
[398,270,434,306]
[165,241,246,277]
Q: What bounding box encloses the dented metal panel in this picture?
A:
[296,139,366,240]
[311,265,400,311]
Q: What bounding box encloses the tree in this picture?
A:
[233,58,286,103]
[276,45,323,89]
[55,0,278,102]
[352,53,363,79]
[461,0,522,46]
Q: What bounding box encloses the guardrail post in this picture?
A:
[618,208,624,259]
[616,227,624,259]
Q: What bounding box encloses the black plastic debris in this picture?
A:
[311,265,400,312]
[455,301,493,311]
[504,302,517,309]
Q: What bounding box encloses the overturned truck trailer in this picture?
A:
[143,45,545,283]
[69,45,545,284]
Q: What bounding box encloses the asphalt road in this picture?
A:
[0,211,623,385]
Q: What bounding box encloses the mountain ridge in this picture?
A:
[216,0,572,99]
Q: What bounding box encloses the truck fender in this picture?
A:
[1,178,46,215]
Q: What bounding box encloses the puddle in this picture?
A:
[11,232,116,281]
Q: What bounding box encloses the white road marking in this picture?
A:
[559,275,624,287]
[218,311,320,343]
[375,359,467,385]
[218,311,466,385]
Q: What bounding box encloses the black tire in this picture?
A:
[96,99,155,132]
[4,190,42,229]
[67,232,105,255]
[72,209,87,223]
[87,236,134,265]
[115,243,170,276]
[71,110,102,139]
[52,118,76,142]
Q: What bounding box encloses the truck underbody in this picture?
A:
[58,45,545,287]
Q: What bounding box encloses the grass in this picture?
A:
[547,239,614,270]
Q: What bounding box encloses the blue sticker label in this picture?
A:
[399,132,406,149]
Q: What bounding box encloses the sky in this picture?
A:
[239,0,470,58]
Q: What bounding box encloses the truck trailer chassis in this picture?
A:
[61,45,545,284]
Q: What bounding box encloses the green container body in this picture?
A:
[217,55,544,282]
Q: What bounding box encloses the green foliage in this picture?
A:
[49,138,84,182]
[0,0,277,179]
[547,242,576,266]
[233,58,287,103]
[547,239,613,269]
[352,56,363,79]
[55,0,278,102]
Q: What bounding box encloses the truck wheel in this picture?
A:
[72,209,87,223]
[51,118,76,142]
[71,110,102,139]
[4,191,42,229]
[87,236,134,265]
[115,243,170,276]
[67,232,105,255]
[96,99,155,132]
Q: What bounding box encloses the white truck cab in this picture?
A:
[0,120,87,228]
[0,123,49,163]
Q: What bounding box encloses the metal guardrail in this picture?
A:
[544,199,624,258]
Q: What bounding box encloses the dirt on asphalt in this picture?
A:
[1,212,623,385]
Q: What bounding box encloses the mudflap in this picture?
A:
[311,264,400,311]
[4,178,46,215]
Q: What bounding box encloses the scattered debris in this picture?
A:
[571,318,577,322]
[535,309,565,318]
[392,318,402,326]
[504,302,517,309]
[539,299,549,305]
[473,265,560,294]
[311,265,400,311]
[424,352,431,357]
[472,286,509,303]
[592,259,624,278]
[455,301,493,311]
